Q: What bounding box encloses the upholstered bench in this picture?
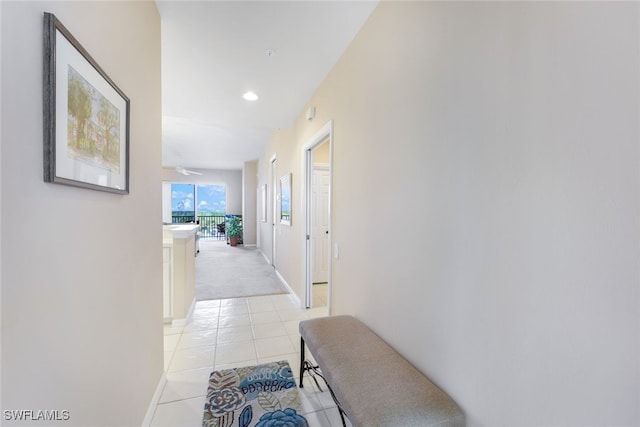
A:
[299,315,465,427]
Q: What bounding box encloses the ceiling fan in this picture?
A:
[175,166,202,176]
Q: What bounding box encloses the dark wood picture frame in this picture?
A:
[43,12,130,194]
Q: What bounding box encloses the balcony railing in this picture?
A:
[172,214,196,224]
[171,214,241,241]
[198,215,227,239]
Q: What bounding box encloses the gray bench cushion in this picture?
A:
[299,315,464,427]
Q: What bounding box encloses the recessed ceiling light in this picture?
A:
[243,91,258,101]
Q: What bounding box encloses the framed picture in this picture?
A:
[43,12,130,194]
[280,174,291,226]
[260,184,267,223]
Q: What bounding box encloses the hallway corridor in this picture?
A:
[150,294,346,426]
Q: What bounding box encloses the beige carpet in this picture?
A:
[195,240,288,300]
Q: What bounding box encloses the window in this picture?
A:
[171,183,195,223]
[195,184,226,216]
[171,183,226,238]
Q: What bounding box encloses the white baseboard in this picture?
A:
[141,373,167,427]
[186,297,196,321]
[171,298,195,327]
[258,248,271,265]
[274,270,302,307]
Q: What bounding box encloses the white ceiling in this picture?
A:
[157,1,378,171]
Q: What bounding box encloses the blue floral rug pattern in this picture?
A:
[202,360,308,427]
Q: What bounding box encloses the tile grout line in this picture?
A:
[157,296,337,426]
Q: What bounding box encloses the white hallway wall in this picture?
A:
[1,1,163,426]
[258,2,640,425]
[242,161,258,246]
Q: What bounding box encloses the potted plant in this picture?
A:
[227,215,242,246]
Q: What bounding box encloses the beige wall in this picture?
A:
[258,127,305,295]
[1,1,163,426]
[313,140,329,165]
[257,2,640,425]
[242,161,258,245]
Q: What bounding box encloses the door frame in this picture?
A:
[302,121,333,311]
[270,154,277,268]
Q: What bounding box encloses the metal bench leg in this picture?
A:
[300,359,346,427]
[299,336,306,388]
[298,337,347,427]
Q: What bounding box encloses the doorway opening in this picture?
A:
[303,121,333,311]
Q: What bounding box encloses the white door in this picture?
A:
[312,167,330,283]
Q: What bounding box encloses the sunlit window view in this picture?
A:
[171,183,195,221]
[195,184,226,216]
[171,183,227,239]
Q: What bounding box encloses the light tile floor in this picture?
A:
[150,294,352,427]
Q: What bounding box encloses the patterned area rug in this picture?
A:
[202,360,308,427]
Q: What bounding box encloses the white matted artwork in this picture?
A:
[43,12,130,194]
[280,174,291,226]
[260,184,267,223]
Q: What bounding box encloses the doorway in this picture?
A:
[303,122,333,310]
[311,161,329,307]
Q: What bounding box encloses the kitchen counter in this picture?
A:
[163,224,199,324]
